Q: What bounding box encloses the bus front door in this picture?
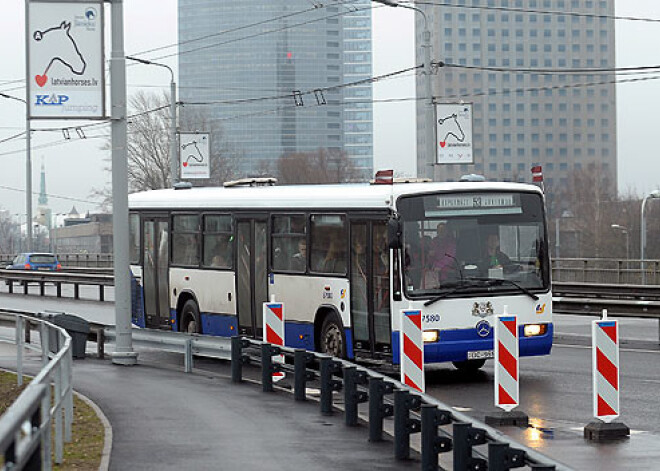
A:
[350,221,392,356]
[143,217,170,329]
[236,218,268,338]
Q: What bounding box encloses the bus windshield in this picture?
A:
[398,191,549,298]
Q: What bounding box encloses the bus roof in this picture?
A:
[128,181,543,211]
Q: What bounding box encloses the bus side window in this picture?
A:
[271,214,306,272]
[172,214,200,266]
[310,214,347,274]
[203,215,233,269]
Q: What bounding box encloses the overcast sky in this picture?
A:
[0,1,659,218]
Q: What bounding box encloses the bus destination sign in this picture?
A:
[436,194,516,210]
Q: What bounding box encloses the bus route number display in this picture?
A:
[436,194,516,209]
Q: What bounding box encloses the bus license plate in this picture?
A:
[467,350,494,360]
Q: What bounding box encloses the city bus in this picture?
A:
[128,176,552,370]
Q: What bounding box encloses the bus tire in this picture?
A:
[319,313,345,359]
[180,300,201,334]
[452,359,486,372]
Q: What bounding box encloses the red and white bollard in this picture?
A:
[400,308,424,393]
[584,309,629,440]
[264,296,286,382]
[486,306,528,426]
[494,308,519,412]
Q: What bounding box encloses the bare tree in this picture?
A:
[275,148,364,184]
[93,91,240,205]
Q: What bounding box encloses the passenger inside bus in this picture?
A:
[291,239,307,271]
[321,239,347,273]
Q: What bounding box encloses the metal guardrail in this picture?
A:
[552,258,660,285]
[0,269,113,301]
[0,313,75,470]
[100,327,567,470]
[552,282,660,320]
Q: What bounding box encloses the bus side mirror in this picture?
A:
[387,217,402,249]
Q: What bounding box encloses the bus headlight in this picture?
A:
[523,324,547,337]
[423,330,439,343]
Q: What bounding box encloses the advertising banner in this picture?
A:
[435,103,473,164]
[27,1,105,119]
[180,133,210,179]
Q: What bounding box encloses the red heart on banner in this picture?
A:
[35,75,48,87]
[182,162,188,167]
[440,141,446,148]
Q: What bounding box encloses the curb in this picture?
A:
[74,391,113,471]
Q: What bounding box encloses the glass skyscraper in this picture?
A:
[416,0,617,205]
[178,0,373,178]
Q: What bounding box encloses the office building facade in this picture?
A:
[178,0,373,178]
[416,0,617,206]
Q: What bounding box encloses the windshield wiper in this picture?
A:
[423,280,484,307]
[467,277,539,301]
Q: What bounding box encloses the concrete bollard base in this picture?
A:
[484,410,529,427]
[584,421,630,441]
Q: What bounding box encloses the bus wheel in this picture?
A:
[319,314,345,358]
[452,359,486,372]
[180,300,201,334]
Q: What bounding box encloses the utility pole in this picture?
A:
[110,0,137,365]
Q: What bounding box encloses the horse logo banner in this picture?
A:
[435,103,473,164]
[27,1,105,119]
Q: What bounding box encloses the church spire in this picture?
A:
[38,159,48,206]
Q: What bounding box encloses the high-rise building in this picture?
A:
[416,0,617,206]
[178,0,373,178]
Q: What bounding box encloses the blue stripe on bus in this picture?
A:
[391,323,553,364]
[200,313,238,337]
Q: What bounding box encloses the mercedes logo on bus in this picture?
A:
[476,320,491,338]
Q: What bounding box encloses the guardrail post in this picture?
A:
[453,422,487,470]
[15,316,23,386]
[56,282,62,298]
[54,350,64,464]
[8,279,13,294]
[343,366,368,427]
[421,404,453,470]
[231,336,250,383]
[24,394,44,470]
[65,346,73,443]
[488,442,526,471]
[39,280,45,296]
[319,356,342,415]
[184,339,193,373]
[74,284,80,299]
[294,349,315,401]
[393,389,421,460]
[368,377,394,442]
[99,285,105,302]
[40,322,49,367]
[261,343,282,392]
[23,280,28,295]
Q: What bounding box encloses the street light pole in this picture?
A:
[611,224,629,274]
[641,190,660,284]
[126,56,178,186]
[1,92,32,252]
[372,0,434,177]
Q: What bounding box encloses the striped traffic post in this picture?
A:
[584,310,630,440]
[400,309,424,393]
[494,309,519,412]
[264,297,285,382]
[486,306,528,426]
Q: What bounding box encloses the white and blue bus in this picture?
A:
[128,177,552,370]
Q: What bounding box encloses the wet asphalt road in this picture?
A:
[1,290,660,469]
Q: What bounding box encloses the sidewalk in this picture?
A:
[0,343,417,471]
